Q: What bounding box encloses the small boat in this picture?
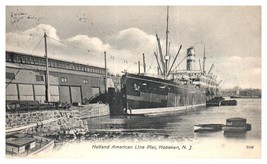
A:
[6,133,54,157]
[206,97,225,107]
[221,100,237,106]
[194,124,224,132]
[223,117,251,133]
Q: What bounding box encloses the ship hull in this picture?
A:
[128,103,206,115]
[121,73,213,114]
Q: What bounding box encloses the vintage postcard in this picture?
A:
[4,4,262,159]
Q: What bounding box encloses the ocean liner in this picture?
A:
[90,7,220,115]
[119,7,220,115]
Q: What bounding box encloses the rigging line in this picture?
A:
[6,38,45,89]
[6,67,23,88]
[31,36,44,55]
[5,52,45,88]
[47,36,91,52]
[172,54,187,71]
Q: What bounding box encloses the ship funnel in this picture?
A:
[186,47,196,71]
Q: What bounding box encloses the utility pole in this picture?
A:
[44,32,50,102]
[104,51,108,102]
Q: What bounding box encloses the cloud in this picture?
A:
[66,35,110,53]
[6,24,159,74]
[6,24,60,54]
[6,24,261,89]
[114,28,155,51]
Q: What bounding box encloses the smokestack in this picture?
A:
[186,47,196,71]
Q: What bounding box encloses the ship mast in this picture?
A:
[143,53,146,73]
[165,6,170,77]
[156,34,165,76]
[156,6,183,78]
[203,45,206,74]
[154,52,163,75]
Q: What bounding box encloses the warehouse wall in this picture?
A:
[6,66,105,104]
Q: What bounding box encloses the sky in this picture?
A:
[5,6,261,89]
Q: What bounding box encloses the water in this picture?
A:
[38,98,261,158]
[86,98,261,140]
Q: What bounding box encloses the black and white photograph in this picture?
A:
[3,1,264,159]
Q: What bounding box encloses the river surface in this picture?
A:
[86,98,261,140]
[39,98,262,158]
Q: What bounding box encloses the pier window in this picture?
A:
[51,61,55,67]
[69,64,72,70]
[61,77,68,83]
[30,57,34,64]
[26,57,31,64]
[34,58,38,65]
[66,64,69,69]
[6,54,12,62]
[41,59,46,66]
[35,75,44,81]
[83,79,89,84]
[21,57,26,63]
[9,55,14,63]
[14,56,21,63]
[61,63,66,69]
[30,57,35,64]
[6,72,15,80]
[37,59,42,65]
